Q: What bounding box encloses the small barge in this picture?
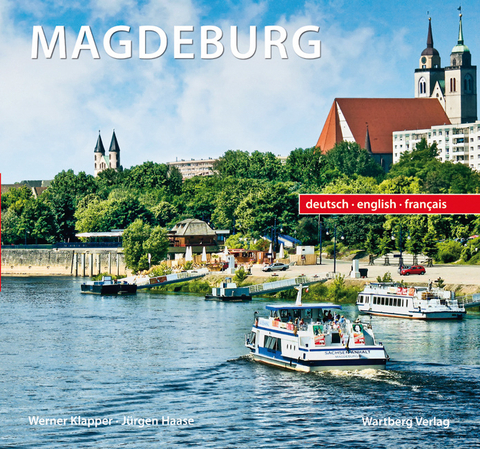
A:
[205,280,252,301]
[81,276,137,295]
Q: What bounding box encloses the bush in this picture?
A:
[233,266,248,284]
[148,263,172,277]
[436,240,463,263]
[376,272,393,282]
[460,237,480,263]
[325,242,346,258]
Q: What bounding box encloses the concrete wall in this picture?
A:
[1,249,128,277]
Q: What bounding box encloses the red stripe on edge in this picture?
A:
[0,172,2,291]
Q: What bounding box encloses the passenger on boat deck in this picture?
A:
[299,318,305,326]
[327,311,333,321]
[274,316,281,321]
[339,316,346,324]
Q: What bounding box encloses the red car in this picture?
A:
[400,265,426,276]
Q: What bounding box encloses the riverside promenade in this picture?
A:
[250,259,480,289]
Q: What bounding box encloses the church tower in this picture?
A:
[444,12,477,124]
[94,132,106,177]
[94,130,121,176]
[108,130,121,170]
[414,18,444,98]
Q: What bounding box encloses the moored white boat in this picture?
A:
[356,283,465,320]
[245,285,388,372]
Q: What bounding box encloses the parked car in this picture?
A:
[262,262,289,272]
[400,265,426,276]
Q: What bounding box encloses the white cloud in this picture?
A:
[0,0,416,183]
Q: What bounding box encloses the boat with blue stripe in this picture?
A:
[245,285,388,372]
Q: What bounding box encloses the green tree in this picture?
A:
[364,229,379,257]
[388,139,439,178]
[19,199,59,243]
[213,150,251,178]
[422,230,438,259]
[151,201,178,227]
[1,209,21,244]
[285,147,322,185]
[123,161,169,190]
[1,185,33,214]
[248,151,285,181]
[123,219,169,272]
[42,170,97,241]
[323,141,385,179]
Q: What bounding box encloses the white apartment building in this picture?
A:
[393,122,480,170]
[167,158,217,179]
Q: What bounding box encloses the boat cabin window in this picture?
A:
[264,336,281,352]
[358,295,363,303]
[365,296,370,304]
[331,332,341,344]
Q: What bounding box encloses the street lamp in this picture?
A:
[391,225,409,267]
[326,221,343,274]
[318,215,323,265]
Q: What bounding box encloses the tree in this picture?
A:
[167,166,183,196]
[122,219,169,272]
[123,161,169,190]
[234,182,297,236]
[95,168,124,197]
[42,170,97,241]
[323,141,385,179]
[248,151,285,181]
[151,201,178,227]
[364,229,379,257]
[1,209,21,244]
[1,185,33,214]
[213,150,251,178]
[19,199,59,243]
[285,147,322,185]
[422,230,438,260]
[388,139,439,178]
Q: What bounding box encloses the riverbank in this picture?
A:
[149,273,480,302]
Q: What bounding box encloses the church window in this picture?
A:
[453,58,457,66]
[464,74,473,93]
[450,77,457,92]
[419,77,426,95]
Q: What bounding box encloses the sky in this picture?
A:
[0,0,478,184]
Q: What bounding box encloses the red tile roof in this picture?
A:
[316,98,451,154]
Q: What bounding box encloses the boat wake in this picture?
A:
[315,368,406,386]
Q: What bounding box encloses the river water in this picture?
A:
[0,277,479,448]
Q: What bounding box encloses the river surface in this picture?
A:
[1,277,479,448]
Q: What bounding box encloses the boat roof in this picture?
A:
[266,303,342,311]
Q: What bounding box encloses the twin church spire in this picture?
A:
[414,10,477,124]
[94,130,121,176]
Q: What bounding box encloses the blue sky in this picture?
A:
[0,0,478,183]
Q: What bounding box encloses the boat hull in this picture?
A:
[358,309,465,320]
[81,283,137,295]
[119,283,137,294]
[251,352,387,372]
[81,284,121,295]
[205,294,252,302]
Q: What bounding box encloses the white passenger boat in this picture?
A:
[245,285,388,372]
[356,283,465,320]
